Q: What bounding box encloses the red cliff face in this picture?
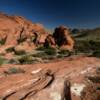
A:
[0,13,47,46]
[0,13,75,53]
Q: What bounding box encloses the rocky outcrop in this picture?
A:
[53,26,74,51]
[30,78,71,100]
[44,34,56,48]
[1,69,54,100]
[0,13,75,53]
[0,13,47,46]
[33,31,48,46]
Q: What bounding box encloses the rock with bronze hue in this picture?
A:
[53,25,75,51]
[44,34,56,48]
[34,31,48,46]
[29,78,71,100]
[0,13,47,46]
[0,13,75,53]
[0,13,49,53]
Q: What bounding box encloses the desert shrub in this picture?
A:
[36,46,46,51]
[0,39,6,45]
[36,46,57,55]
[14,50,26,55]
[18,55,33,64]
[92,50,100,58]
[4,67,25,74]
[89,40,100,51]
[44,47,57,55]
[6,47,26,55]
[57,50,71,58]
[0,57,5,65]
[8,59,20,64]
[59,50,70,55]
[74,40,100,54]
[6,47,15,53]
[75,41,92,53]
[33,52,47,58]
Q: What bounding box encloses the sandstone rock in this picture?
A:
[0,13,47,47]
[53,25,75,51]
[0,13,75,54]
[44,34,56,48]
[34,31,48,46]
[30,78,71,100]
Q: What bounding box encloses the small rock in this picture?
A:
[31,68,42,74]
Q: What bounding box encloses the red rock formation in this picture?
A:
[34,31,48,46]
[44,34,56,48]
[0,13,49,53]
[53,25,75,51]
[0,13,47,46]
[0,13,75,53]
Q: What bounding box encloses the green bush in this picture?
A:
[5,67,25,74]
[58,50,71,57]
[36,46,46,51]
[36,46,57,56]
[18,55,33,64]
[44,47,57,55]
[6,47,15,53]
[75,41,91,53]
[0,57,5,65]
[92,50,100,58]
[8,59,20,64]
[58,50,70,55]
[14,50,26,55]
[33,52,47,58]
[0,39,6,45]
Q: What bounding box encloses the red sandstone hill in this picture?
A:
[0,13,74,53]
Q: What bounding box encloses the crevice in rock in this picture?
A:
[2,91,16,100]
[64,80,71,100]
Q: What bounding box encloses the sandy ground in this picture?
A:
[0,56,100,99]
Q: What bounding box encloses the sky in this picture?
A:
[0,0,100,29]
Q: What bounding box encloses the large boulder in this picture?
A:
[53,26,75,51]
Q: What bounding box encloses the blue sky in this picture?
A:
[0,0,100,29]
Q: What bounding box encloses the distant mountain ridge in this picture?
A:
[72,27,100,41]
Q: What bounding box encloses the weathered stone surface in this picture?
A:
[53,25,74,51]
[30,78,71,100]
[44,34,56,48]
[0,56,100,100]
